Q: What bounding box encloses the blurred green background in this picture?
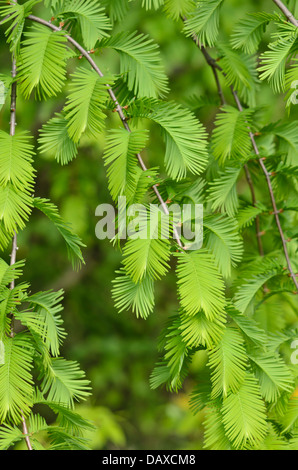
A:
[0,0,297,450]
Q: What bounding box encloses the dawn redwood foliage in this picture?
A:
[0,0,297,450]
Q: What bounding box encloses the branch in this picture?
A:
[272,0,298,26]
[26,15,185,250]
[188,29,297,290]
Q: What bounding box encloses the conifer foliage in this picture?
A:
[0,0,297,450]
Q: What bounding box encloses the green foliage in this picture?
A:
[38,113,78,165]
[221,374,268,449]
[33,197,85,269]
[99,32,169,98]
[63,67,114,143]
[259,22,298,93]
[130,99,208,179]
[0,0,297,452]
[52,0,112,50]
[0,131,35,247]
[211,105,254,164]
[103,128,149,202]
[175,250,226,319]
[17,23,73,100]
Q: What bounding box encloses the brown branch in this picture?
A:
[188,30,297,289]
[26,14,185,250]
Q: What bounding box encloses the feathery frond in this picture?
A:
[18,23,73,100]
[53,0,112,50]
[130,99,209,180]
[184,0,225,47]
[63,67,113,143]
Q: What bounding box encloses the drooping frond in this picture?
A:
[47,427,91,450]
[126,167,159,205]
[249,353,294,403]
[122,206,171,283]
[34,397,95,436]
[39,357,91,407]
[16,290,66,357]
[163,0,196,20]
[0,423,24,450]
[207,166,242,216]
[0,259,25,294]
[208,327,247,398]
[0,184,33,235]
[150,315,192,392]
[227,306,267,347]
[231,13,278,54]
[63,67,113,143]
[221,373,268,449]
[0,131,35,191]
[33,198,85,270]
[0,284,29,338]
[0,0,38,53]
[141,0,165,10]
[101,0,130,23]
[38,113,78,165]
[262,120,298,165]
[112,269,155,319]
[237,203,265,230]
[130,99,209,180]
[259,23,298,93]
[179,309,226,349]
[204,214,243,278]
[281,397,298,433]
[0,74,13,112]
[0,333,34,425]
[103,128,149,202]
[211,106,254,164]
[203,406,232,450]
[234,266,282,313]
[218,44,260,106]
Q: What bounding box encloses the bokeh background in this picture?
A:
[0,0,297,450]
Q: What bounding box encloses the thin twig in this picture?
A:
[26,15,185,250]
[190,35,265,257]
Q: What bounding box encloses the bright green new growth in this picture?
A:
[0,0,297,451]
